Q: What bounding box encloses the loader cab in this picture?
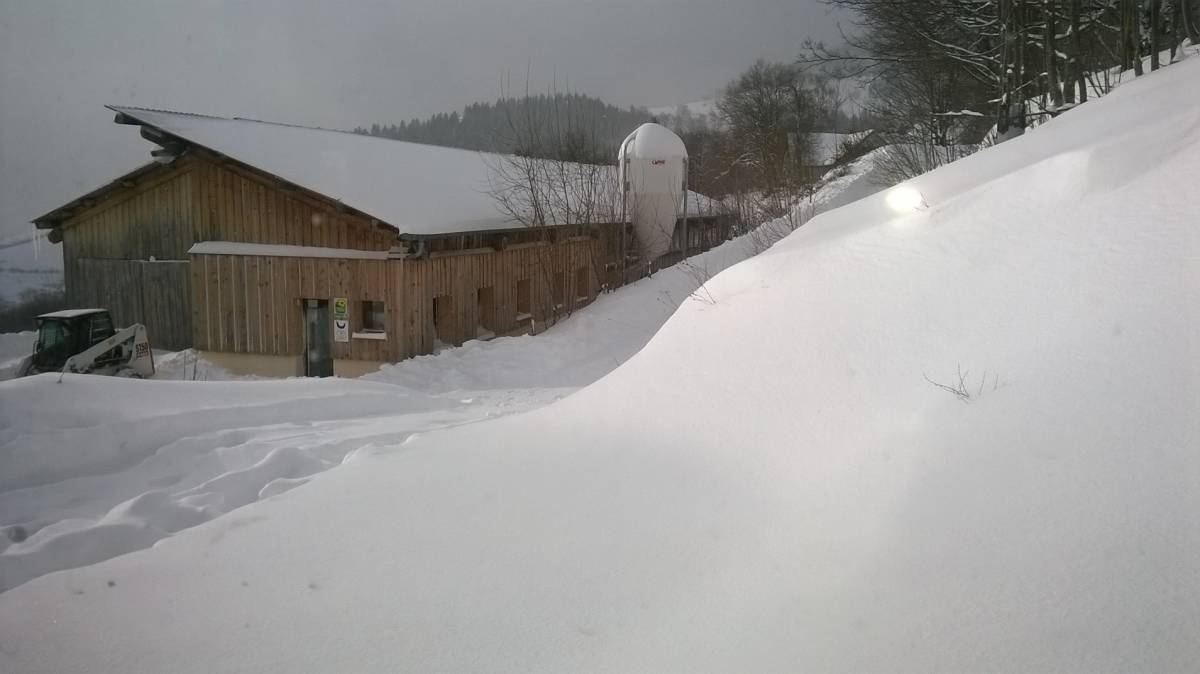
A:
[30,309,116,373]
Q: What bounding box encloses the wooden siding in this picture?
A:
[191,158,394,252]
[53,146,732,369]
[70,259,192,350]
[191,236,603,365]
[392,238,602,359]
[59,152,395,259]
[58,152,397,352]
[191,254,389,363]
[61,160,197,262]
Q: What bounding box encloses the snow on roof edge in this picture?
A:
[188,241,390,259]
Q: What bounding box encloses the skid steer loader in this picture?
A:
[16,309,155,378]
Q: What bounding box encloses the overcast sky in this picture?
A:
[0,0,847,266]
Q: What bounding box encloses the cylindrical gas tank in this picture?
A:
[619,123,687,261]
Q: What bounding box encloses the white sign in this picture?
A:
[333,318,350,343]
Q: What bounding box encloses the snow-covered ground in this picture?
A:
[0,225,781,593]
[2,56,1198,672]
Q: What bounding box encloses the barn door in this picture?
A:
[304,299,333,377]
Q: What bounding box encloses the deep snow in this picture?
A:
[2,56,1198,673]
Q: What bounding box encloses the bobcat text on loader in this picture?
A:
[17,308,155,378]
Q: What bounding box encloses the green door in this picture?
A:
[304,299,333,377]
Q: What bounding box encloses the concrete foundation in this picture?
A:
[198,351,384,379]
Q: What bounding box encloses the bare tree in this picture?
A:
[485,75,622,325]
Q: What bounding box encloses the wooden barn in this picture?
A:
[34,106,730,377]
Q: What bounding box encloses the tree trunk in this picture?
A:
[1129,0,1146,75]
[1046,0,1065,107]
[1185,0,1200,43]
[997,0,1013,136]
[1150,0,1161,69]
[1072,0,1087,102]
[1017,0,1028,129]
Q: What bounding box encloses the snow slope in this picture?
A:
[2,59,1198,672]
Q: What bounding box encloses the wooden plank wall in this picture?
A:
[61,162,197,263]
[192,159,394,252]
[71,259,192,350]
[58,153,395,262]
[59,152,397,354]
[187,215,738,366]
[393,238,601,359]
[72,259,142,329]
[191,254,388,362]
[137,261,192,350]
[190,237,601,364]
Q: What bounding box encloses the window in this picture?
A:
[360,300,386,332]
[575,267,590,303]
[553,271,566,309]
[515,279,531,321]
[476,286,495,338]
[36,320,67,353]
[87,312,115,343]
[432,294,454,346]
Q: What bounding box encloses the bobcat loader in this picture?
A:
[17,309,154,378]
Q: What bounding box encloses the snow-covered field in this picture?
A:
[2,56,1198,672]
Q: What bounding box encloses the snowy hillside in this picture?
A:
[2,56,1199,673]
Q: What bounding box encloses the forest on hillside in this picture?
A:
[353,94,654,164]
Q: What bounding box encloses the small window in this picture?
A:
[476,286,496,338]
[433,294,454,346]
[361,300,386,332]
[87,313,115,344]
[553,271,566,309]
[575,267,590,303]
[36,320,67,352]
[515,279,532,320]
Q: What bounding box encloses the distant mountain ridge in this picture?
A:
[353,93,654,162]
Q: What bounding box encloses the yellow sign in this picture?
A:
[333,297,349,319]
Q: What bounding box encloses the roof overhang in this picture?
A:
[34,106,400,237]
[33,161,171,230]
[107,105,398,235]
[394,214,725,242]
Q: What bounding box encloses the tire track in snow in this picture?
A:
[0,387,569,592]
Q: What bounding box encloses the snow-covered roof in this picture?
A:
[38,308,107,319]
[188,241,390,259]
[106,106,719,237]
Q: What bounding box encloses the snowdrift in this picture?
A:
[1,58,1198,672]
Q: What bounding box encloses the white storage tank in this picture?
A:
[619,123,688,261]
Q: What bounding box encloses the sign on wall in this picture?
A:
[333,297,349,343]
